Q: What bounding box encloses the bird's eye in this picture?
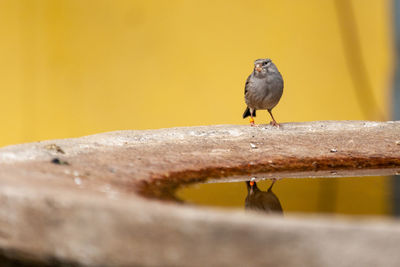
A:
[262,61,268,66]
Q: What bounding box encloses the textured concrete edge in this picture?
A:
[2,180,400,267]
[1,120,399,163]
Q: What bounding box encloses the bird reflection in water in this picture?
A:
[245,178,283,214]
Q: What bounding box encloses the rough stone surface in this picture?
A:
[0,121,399,266]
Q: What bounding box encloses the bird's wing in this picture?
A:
[244,75,251,95]
[259,192,283,213]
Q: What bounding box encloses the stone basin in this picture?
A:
[0,121,399,266]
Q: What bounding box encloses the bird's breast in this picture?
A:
[246,83,282,110]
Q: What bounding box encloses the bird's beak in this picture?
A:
[249,181,254,187]
[249,181,254,194]
[255,64,262,72]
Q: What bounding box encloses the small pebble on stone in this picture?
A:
[74,177,82,185]
[51,158,69,165]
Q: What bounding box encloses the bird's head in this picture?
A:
[253,58,274,77]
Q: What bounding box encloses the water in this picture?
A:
[177,175,400,217]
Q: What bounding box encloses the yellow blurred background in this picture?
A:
[0,0,393,147]
[0,0,395,215]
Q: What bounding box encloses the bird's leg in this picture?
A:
[249,116,255,126]
[267,178,277,191]
[268,109,280,127]
[249,108,255,126]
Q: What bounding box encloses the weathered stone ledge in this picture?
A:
[0,121,399,266]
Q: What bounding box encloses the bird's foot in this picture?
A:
[250,118,255,127]
[270,120,280,128]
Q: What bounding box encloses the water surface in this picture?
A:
[177,175,399,217]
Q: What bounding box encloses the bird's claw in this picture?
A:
[270,121,280,128]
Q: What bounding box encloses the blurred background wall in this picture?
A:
[0,0,393,147]
[0,0,395,215]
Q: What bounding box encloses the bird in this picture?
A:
[245,178,283,214]
[243,58,284,127]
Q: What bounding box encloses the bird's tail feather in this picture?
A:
[242,107,256,119]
